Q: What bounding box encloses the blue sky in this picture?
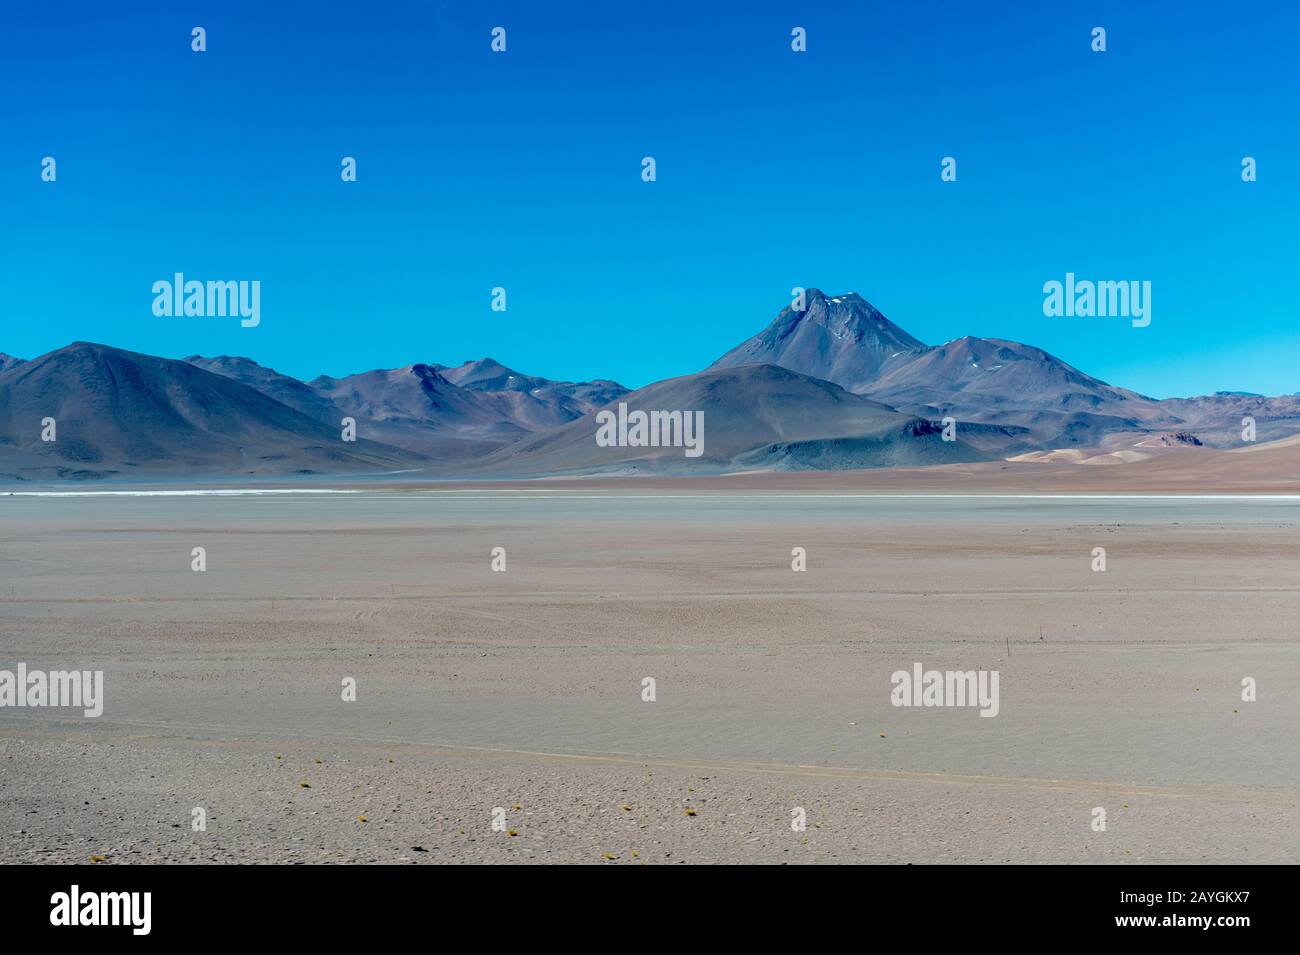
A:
[2,1,1297,397]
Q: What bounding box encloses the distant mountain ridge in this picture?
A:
[0,343,416,480]
[3,288,1298,480]
[711,289,1299,450]
[191,354,629,451]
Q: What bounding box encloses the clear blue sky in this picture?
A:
[2,0,1297,397]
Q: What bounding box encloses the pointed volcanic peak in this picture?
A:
[464,363,983,476]
[0,353,26,372]
[185,354,341,424]
[710,289,928,391]
[0,342,418,480]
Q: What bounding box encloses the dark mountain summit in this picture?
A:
[710,289,927,391]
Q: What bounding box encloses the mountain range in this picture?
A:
[2,289,1297,481]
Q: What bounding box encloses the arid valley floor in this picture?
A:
[2,484,1298,863]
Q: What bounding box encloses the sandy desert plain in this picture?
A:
[2,450,1299,865]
